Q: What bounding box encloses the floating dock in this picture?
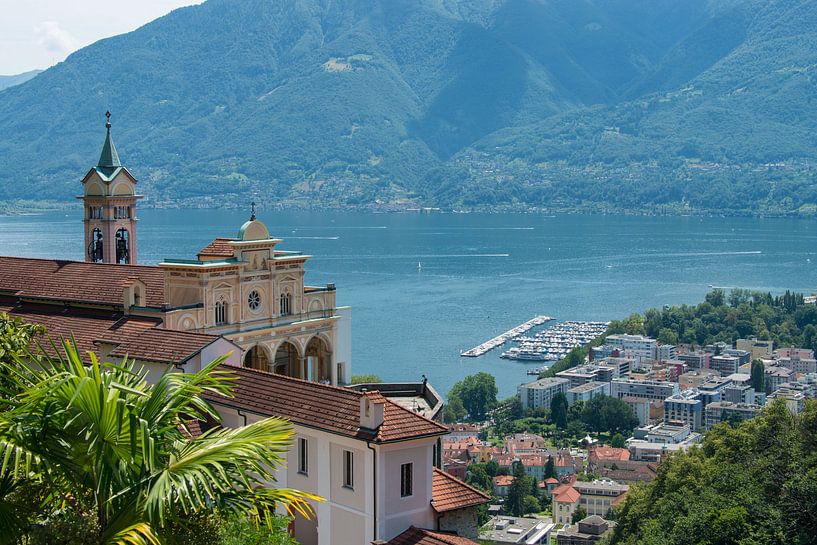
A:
[460,315,553,357]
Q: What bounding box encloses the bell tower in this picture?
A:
[79,112,142,264]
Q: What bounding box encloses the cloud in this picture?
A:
[34,21,77,54]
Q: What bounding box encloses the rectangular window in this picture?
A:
[400,462,413,497]
[343,450,354,489]
[298,438,308,475]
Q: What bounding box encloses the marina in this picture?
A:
[501,320,609,362]
[460,315,553,357]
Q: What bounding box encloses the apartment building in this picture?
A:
[610,378,679,401]
[519,377,571,410]
[663,389,703,431]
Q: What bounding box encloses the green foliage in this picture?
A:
[448,372,498,421]
[0,318,319,545]
[550,392,569,429]
[350,374,382,384]
[3,0,817,213]
[544,456,556,480]
[580,396,640,435]
[750,359,765,393]
[571,506,588,525]
[506,462,535,517]
[610,399,817,545]
[611,433,626,449]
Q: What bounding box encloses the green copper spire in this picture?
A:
[97,111,121,168]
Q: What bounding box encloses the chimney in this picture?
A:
[360,394,385,430]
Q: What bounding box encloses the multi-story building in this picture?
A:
[765,365,795,395]
[678,368,720,390]
[710,355,740,377]
[657,344,676,361]
[768,386,807,414]
[722,349,750,366]
[604,334,658,362]
[663,389,703,431]
[704,401,761,429]
[610,378,679,401]
[519,377,570,411]
[698,377,732,408]
[557,365,602,388]
[481,516,555,545]
[567,381,611,405]
[774,348,817,374]
[595,357,633,377]
[633,422,696,445]
[723,382,756,405]
[736,337,774,361]
[573,480,629,518]
[677,351,709,370]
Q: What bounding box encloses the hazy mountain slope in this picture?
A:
[457,0,817,212]
[0,70,42,92]
[0,0,814,212]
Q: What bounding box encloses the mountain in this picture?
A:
[0,70,42,92]
[0,0,815,213]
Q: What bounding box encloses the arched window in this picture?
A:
[88,228,103,262]
[280,292,292,316]
[115,228,130,264]
[214,299,227,325]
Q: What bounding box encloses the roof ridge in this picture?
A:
[222,363,366,398]
[0,255,160,271]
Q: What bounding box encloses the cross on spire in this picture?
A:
[105,110,112,129]
[250,201,257,221]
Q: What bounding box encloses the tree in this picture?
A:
[0,335,320,545]
[550,392,569,429]
[611,433,626,449]
[506,462,533,517]
[465,464,491,492]
[443,396,467,423]
[581,396,639,434]
[572,506,588,524]
[448,372,498,421]
[351,374,382,384]
[544,455,556,480]
[522,495,541,515]
[609,399,817,545]
[751,359,765,393]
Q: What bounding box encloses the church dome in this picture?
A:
[238,219,270,241]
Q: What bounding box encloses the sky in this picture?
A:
[0,0,203,75]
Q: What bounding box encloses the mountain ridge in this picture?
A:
[1,0,815,213]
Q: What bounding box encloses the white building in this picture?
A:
[519,377,571,410]
[567,381,611,406]
[604,334,657,363]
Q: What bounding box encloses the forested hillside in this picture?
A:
[609,399,817,545]
[1,0,816,212]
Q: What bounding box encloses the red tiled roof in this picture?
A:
[553,484,581,504]
[0,298,220,365]
[492,475,514,487]
[432,468,489,512]
[108,327,222,363]
[590,446,631,462]
[545,477,559,484]
[0,256,166,307]
[204,365,448,443]
[197,238,236,259]
[387,526,479,545]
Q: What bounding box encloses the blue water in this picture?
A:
[2,209,816,398]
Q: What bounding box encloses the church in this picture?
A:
[63,111,352,385]
[0,114,489,545]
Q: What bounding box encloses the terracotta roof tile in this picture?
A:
[432,468,489,512]
[0,256,165,307]
[108,327,221,363]
[492,475,514,487]
[553,484,581,504]
[205,365,448,443]
[0,298,219,365]
[387,526,479,545]
[197,238,236,259]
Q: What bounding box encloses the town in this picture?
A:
[441,329,817,544]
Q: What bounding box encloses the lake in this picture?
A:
[1,209,816,398]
